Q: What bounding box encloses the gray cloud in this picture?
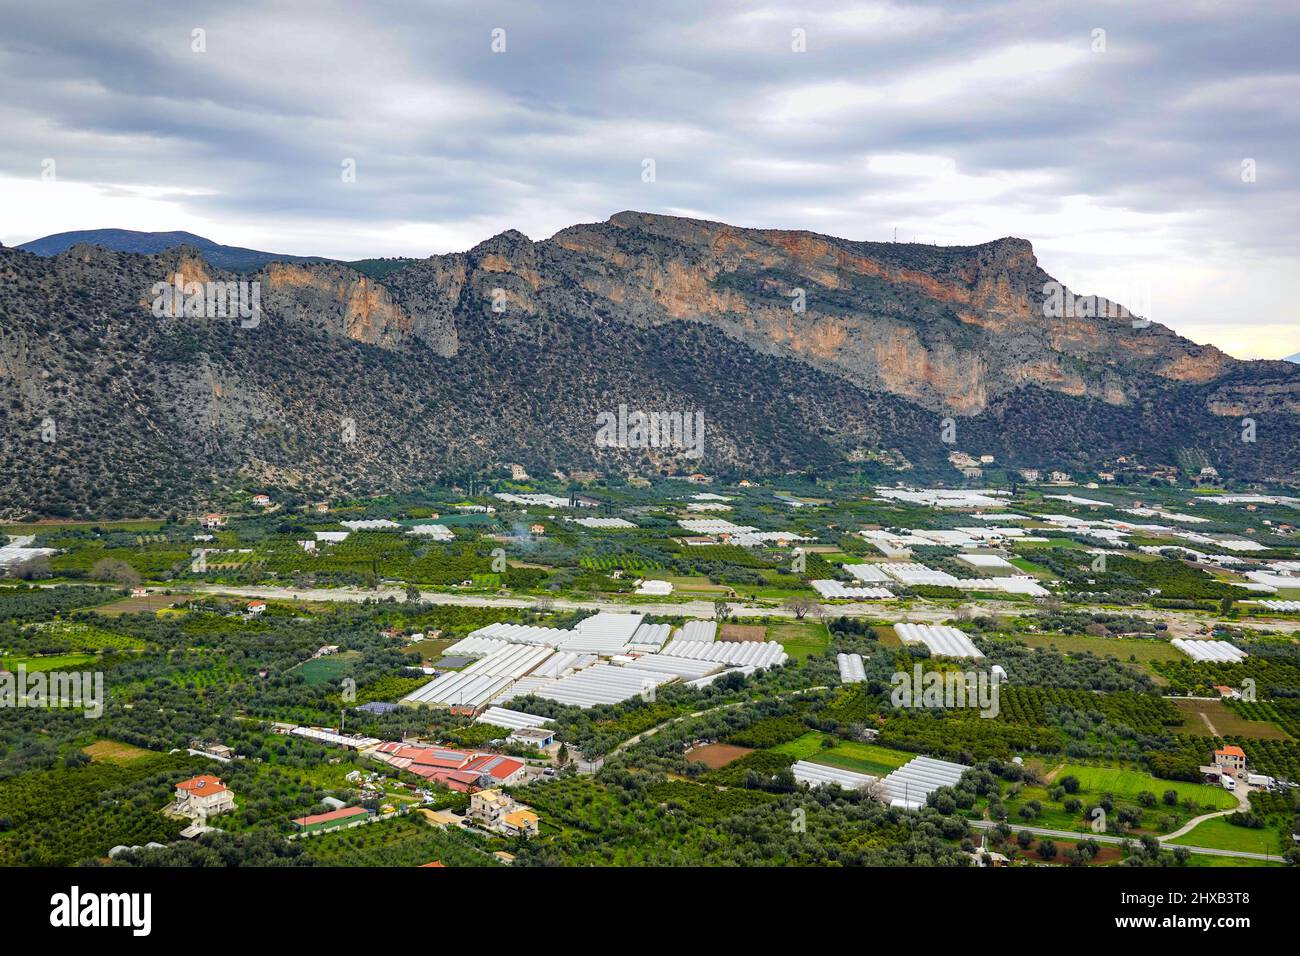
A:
[0,0,1296,356]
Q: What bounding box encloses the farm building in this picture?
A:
[569,517,636,528]
[674,620,717,642]
[893,623,984,659]
[508,727,556,749]
[956,553,1017,573]
[1172,639,1248,662]
[401,644,555,712]
[474,706,553,731]
[463,754,527,787]
[660,638,787,668]
[843,563,894,583]
[879,756,968,809]
[407,523,454,541]
[792,761,877,791]
[811,580,892,599]
[293,806,369,834]
[837,653,866,684]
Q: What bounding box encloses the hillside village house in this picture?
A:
[246,600,267,617]
[503,808,540,838]
[201,513,225,529]
[174,775,236,820]
[1215,745,1247,774]
[1019,469,1041,482]
[469,789,540,837]
[252,494,272,507]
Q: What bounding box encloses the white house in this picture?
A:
[174,775,236,820]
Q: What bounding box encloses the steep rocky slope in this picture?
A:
[0,212,1296,518]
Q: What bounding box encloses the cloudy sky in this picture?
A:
[1,0,1297,359]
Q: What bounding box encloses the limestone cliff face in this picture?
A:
[119,211,1255,419]
[1,211,1297,518]
[425,211,1273,417]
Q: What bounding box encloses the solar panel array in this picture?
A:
[1171,639,1248,662]
[894,623,984,659]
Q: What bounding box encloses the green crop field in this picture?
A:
[1054,764,1237,810]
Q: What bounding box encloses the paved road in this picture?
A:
[970,819,1278,862]
[181,583,965,623]
[170,584,1300,635]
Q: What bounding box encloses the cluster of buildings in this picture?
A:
[368,743,528,791]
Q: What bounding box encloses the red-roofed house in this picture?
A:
[1215,745,1246,773]
[464,754,526,787]
[174,775,236,820]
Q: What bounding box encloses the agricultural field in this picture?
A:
[1,475,1297,872]
[1169,817,1287,856]
[1172,698,1291,740]
[768,621,830,660]
[773,732,915,776]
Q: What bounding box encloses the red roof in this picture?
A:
[420,861,445,867]
[463,754,524,781]
[293,806,368,827]
[176,775,228,796]
[1216,745,1246,758]
[410,748,473,769]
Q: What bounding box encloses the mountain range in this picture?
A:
[2,211,1298,518]
[17,228,334,272]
